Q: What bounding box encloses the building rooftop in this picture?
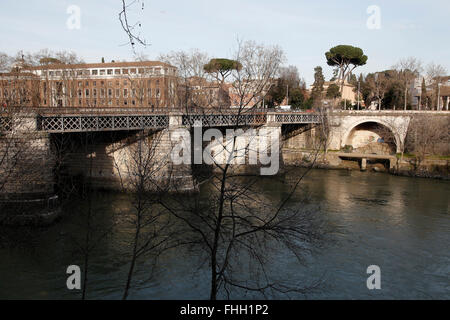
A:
[24,60,175,70]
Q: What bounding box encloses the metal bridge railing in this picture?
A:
[37,114,169,132]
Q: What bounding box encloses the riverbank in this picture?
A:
[282,149,450,180]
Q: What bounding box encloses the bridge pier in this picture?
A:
[0,113,60,225]
[361,158,367,171]
[59,113,195,193]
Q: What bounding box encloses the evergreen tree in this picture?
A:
[311,66,324,105]
[421,77,427,110]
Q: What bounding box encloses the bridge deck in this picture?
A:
[0,108,321,132]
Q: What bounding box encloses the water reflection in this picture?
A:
[0,169,449,299]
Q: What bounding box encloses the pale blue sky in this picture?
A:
[0,0,449,84]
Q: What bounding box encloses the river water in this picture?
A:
[0,169,449,299]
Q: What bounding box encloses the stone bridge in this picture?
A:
[1,108,449,209]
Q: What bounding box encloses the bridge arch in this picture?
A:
[341,119,401,154]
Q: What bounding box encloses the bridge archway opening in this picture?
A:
[345,121,397,154]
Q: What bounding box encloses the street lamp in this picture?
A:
[437,83,442,111]
[357,78,361,110]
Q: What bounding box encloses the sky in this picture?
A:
[0,0,449,85]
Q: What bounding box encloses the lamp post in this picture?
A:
[357,78,361,110]
[437,83,442,111]
[286,84,289,106]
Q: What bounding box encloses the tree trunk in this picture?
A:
[210,168,227,300]
[123,201,142,300]
[404,87,407,110]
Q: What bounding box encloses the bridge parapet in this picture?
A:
[182,113,267,127]
[268,112,320,124]
[37,114,169,133]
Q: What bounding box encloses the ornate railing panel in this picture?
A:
[274,113,320,124]
[38,115,169,132]
[0,117,12,132]
[182,113,267,127]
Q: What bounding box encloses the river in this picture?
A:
[0,169,449,299]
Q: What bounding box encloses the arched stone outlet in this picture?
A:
[329,115,411,154]
[344,121,398,154]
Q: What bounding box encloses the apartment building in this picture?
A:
[0,61,178,108]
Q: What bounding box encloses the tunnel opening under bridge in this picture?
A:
[344,121,397,155]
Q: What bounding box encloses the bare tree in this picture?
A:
[426,63,447,110]
[230,40,284,109]
[405,115,450,167]
[315,106,331,160]
[65,133,115,300]
[393,57,422,110]
[159,40,327,300]
[365,72,390,110]
[0,52,13,72]
[158,49,214,111]
[112,130,179,299]
[119,0,147,52]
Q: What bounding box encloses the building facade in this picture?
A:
[1,61,178,109]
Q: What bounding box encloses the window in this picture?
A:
[93,81,96,86]
[83,70,90,75]
[123,89,128,97]
[49,71,54,76]
[85,81,89,86]
[115,69,121,75]
[85,89,90,97]
[107,69,113,75]
[122,69,129,74]
[138,68,145,74]
[124,100,128,105]
[99,69,106,75]
[123,80,128,86]
[132,89,136,97]
[92,70,98,75]
[115,89,120,98]
[101,81,105,86]
[108,100,112,106]
[78,90,82,98]
[93,89,97,97]
[108,81,112,87]
[108,89,112,97]
[132,100,136,105]
[78,81,82,87]
[130,68,136,74]
[100,88,105,98]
